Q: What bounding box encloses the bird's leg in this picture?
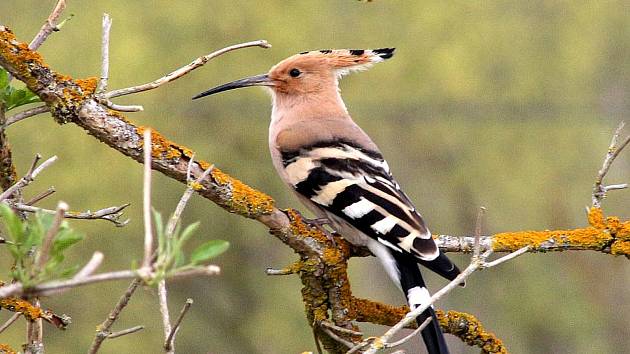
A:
[291,209,338,247]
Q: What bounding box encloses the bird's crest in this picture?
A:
[297,48,395,76]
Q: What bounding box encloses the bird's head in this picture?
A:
[193,48,395,99]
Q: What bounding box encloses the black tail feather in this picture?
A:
[418,307,449,354]
[417,252,465,286]
[394,254,450,354]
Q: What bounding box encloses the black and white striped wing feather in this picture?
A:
[282,140,439,261]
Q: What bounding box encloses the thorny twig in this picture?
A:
[96,14,111,94]
[0,313,21,334]
[384,317,432,349]
[87,279,142,354]
[24,187,56,206]
[72,252,104,280]
[107,325,145,339]
[93,14,143,112]
[0,155,57,201]
[159,158,214,353]
[28,0,67,51]
[164,298,193,351]
[3,105,49,129]
[592,122,630,208]
[12,202,130,227]
[34,201,68,271]
[104,40,271,99]
[0,265,221,300]
[157,281,172,353]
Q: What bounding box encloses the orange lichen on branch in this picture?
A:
[436,310,508,354]
[0,27,46,89]
[286,209,331,246]
[352,298,508,352]
[0,297,43,321]
[492,227,611,252]
[353,297,408,327]
[587,207,606,229]
[491,207,630,257]
[0,296,70,329]
[0,343,17,354]
[136,126,193,160]
[210,168,274,217]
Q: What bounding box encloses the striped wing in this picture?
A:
[281,140,439,261]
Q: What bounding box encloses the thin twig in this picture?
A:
[320,320,363,336]
[0,155,57,201]
[321,327,355,349]
[34,201,68,270]
[29,0,67,50]
[3,105,49,128]
[100,99,144,112]
[473,206,486,260]
[73,252,104,280]
[157,280,172,353]
[165,162,214,236]
[24,187,56,206]
[104,40,271,99]
[360,241,528,353]
[88,278,141,354]
[164,298,193,351]
[265,267,295,276]
[142,129,153,270]
[107,325,144,339]
[96,13,111,94]
[385,317,432,349]
[482,246,529,268]
[13,202,130,227]
[593,122,630,207]
[0,313,21,334]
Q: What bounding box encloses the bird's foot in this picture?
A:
[292,210,338,247]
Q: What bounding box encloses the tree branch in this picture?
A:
[1,25,628,354]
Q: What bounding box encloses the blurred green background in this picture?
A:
[1,1,629,353]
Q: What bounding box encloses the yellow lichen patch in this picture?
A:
[565,227,611,248]
[492,230,553,251]
[76,77,98,96]
[0,297,43,321]
[0,343,17,354]
[210,168,274,217]
[436,310,508,354]
[610,240,630,256]
[588,207,606,229]
[606,216,621,234]
[190,181,203,191]
[493,227,612,252]
[615,221,630,241]
[353,297,408,327]
[136,126,194,160]
[0,27,47,89]
[287,209,329,245]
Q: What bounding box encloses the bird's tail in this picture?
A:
[395,255,450,354]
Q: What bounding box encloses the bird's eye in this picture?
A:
[289,68,301,78]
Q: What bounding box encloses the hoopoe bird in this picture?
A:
[194,48,461,354]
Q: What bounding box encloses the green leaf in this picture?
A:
[52,227,84,254]
[0,68,8,91]
[190,240,229,265]
[179,222,199,245]
[0,203,24,243]
[59,264,80,278]
[6,87,41,110]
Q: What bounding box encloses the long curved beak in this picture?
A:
[192,74,273,99]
